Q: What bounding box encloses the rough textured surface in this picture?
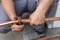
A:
[0,28,60,40]
[46,28,60,40]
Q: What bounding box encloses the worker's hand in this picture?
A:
[11,24,24,32]
[29,11,45,25]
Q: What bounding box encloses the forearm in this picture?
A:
[35,0,54,16]
[1,0,16,20]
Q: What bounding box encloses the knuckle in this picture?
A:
[11,27,14,29]
[12,29,15,31]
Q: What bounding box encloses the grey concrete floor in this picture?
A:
[46,28,60,40]
[0,28,60,40]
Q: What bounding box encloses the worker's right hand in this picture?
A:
[11,24,24,32]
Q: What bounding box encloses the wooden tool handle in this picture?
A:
[0,17,60,26]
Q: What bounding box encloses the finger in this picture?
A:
[30,20,34,26]
[18,25,24,31]
[11,24,17,29]
[30,22,41,26]
[34,23,39,25]
[30,19,38,26]
[30,23,34,26]
[11,25,24,32]
[18,25,24,29]
[11,27,21,32]
[11,26,15,29]
[12,29,21,32]
[12,29,16,31]
[34,23,41,25]
[14,29,22,32]
[12,25,23,29]
[14,25,24,31]
[30,20,37,26]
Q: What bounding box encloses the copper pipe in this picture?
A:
[0,17,60,26]
[45,17,60,21]
[36,34,60,40]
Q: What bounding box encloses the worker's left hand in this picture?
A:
[11,24,24,32]
[29,11,45,25]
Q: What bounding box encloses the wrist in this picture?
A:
[10,16,18,26]
[35,7,46,16]
[10,16,18,21]
[34,11,45,17]
[10,16,21,25]
[35,10,45,17]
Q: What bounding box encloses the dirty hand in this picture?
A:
[29,11,45,25]
[11,24,24,32]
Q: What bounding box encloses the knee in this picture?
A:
[32,24,46,34]
[0,25,11,34]
[0,19,11,34]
